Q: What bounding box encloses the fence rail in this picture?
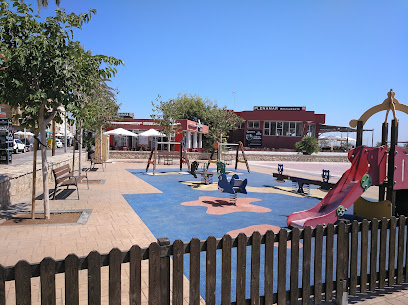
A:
[1,216,407,304]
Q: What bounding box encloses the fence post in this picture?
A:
[336,222,349,305]
[339,279,348,305]
[157,237,170,305]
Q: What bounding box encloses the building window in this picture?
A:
[289,122,296,136]
[247,120,260,129]
[307,123,316,137]
[283,122,289,136]
[264,121,269,135]
[264,121,303,137]
[237,122,245,129]
[276,122,283,135]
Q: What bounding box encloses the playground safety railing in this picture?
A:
[1,216,408,304]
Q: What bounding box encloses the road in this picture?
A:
[6,147,75,166]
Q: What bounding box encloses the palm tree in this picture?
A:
[38,0,61,9]
[20,0,61,12]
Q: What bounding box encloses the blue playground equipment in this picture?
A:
[217,173,248,205]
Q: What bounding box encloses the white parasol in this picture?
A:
[104,128,139,137]
[14,131,34,136]
[138,128,166,137]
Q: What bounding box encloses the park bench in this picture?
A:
[90,153,105,171]
[52,164,88,200]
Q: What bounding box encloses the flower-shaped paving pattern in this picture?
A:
[181,196,270,215]
[227,224,303,248]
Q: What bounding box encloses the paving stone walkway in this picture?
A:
[0,158,407,304]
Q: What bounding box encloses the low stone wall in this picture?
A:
[109,151,349,163]
[0,152,87,208]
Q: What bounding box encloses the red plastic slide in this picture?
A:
[287,146,387,228]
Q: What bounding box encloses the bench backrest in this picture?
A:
[53,164,71,182]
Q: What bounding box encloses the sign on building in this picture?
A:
[253,106,306,111]
[246,130,262,147]
[117,112,134,119]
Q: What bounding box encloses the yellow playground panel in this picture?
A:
[353,197,392,220]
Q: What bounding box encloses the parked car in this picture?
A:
[13,139,25,153]
[20,138,32,152]
[55,139,63,148]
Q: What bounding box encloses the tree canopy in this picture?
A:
[0,0,123,130]
[0,0,123,218]
[151,93,243,146]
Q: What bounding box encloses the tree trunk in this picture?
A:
[78,121,82,174]
[72,133,76,170]
[100,126,103,160]
[39,117,50,219]
[52,120,56,156]
[31,135,38,219]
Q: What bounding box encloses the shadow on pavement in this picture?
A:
[35,189,76,200]
[0,201,30,219]
[348,283,408,304]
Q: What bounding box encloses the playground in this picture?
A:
[2,91,408,304]
[122,144,383,302]
[122,90,408,302]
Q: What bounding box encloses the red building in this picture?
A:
[108,117,209,151]
[0,104,9,118]
[229,106,325,149]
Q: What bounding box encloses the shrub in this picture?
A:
[295,136,319,155]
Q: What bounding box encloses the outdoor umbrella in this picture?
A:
[138,128,166,137]
[104,128,139,137]
[14,131,34,136]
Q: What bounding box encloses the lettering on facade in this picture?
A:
[253,106,305,111]
[117,112,135,118]
[246,130,262,146]
[132,122,158,126]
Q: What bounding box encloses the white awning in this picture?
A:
[14,131,34,136]
[104,128,139,137]
[138,128,166,137]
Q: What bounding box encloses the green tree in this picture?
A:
[68,78,120,173]
[151,93,243,147]
[151,95,182,141]
[0,0,123,218]
[295,136,319,155]
[376,142,390,150]
[204,107,243,145]
[71,78,120,162]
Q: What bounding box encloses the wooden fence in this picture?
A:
[1,216,407,304]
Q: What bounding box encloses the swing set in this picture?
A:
[207,141,250,173]
[146,141,190,175]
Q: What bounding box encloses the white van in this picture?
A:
[55,139,63,148]
[13,139,25,153]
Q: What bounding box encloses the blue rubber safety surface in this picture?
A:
[123,168,352,302]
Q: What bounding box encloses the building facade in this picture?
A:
[229,106,325,149]
[0,105,6,118]
[108,118,209,151]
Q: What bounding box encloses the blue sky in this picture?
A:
[25,0,408,144]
